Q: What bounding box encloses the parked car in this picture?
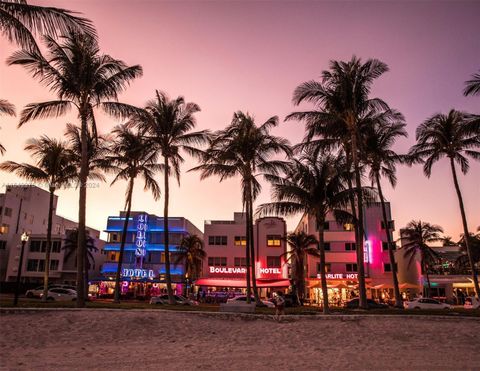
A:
[345,298,389,309]
[40,288,77,301]
[150,294,198,305]
[226,295,275,308]
[464,296,480,309]
[284,293,301,307]
[25,284,76,298]
[405,298,451,310]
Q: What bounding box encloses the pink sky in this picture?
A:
[0,0,479,240]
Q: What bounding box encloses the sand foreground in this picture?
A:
[1,310,479,370]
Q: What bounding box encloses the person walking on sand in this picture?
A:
[273,291,285,319]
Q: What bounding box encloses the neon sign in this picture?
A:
[364,240,371,263]
[135,214,148,257]
[209,266,247,274]
[259,268,281,274]
[122,268,155,279]
[317,273,358,280]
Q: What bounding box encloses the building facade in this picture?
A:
[100,211,202,298]
[195,212,289,298]
[0,185,105,287]
[295,202,404,304]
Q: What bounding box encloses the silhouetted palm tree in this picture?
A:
[401,220,443,297]
[174,234,206,297]
[105,124,161,303]
[282,232,319,304]
[362,112,407,308]
[0,99,15,154]
[409,110,480,298]
[8,32,143,306]
[456,234,480,274]
[287,56,391,309]
[258,152,356,314]
[464,70,480,96]
[1,0,95,53]
[0,136,76,301]
[132,90,207,304]
[194,111,291,304]
[63,228,98,296]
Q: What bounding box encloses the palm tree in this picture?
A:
[174,234,206,297]
[456,234,480,274]
[8,32,143,307]
[105,124,161,303]
[401,220,443,297]
[1,0,95,53]
[362,112,407,308]
[409,110,480,298]
[193,111,291,304]
[464,70,480,96]
[282,232,319,305]
[0,99,15,154]
[63,228,98,295]
[132,90,207,304]
[287,56,391,309]
[0,136,76,301]
[257,152,355,314]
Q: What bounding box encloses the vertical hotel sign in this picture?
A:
[135,214,148,257]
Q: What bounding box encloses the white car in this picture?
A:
[226,295,275,308]
[405,298,451,310]
[25,285,76,298]
[40,288,77,301]
[464,297,480,309]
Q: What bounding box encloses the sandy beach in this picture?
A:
[0,310,479,371]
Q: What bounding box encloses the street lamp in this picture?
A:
[13,232,29,306]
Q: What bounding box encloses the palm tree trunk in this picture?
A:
[375,173,403,308]
[247,183,261,304]
[76,110,88,308]
[244,198,252,304]
[449,158,480,298]
[113,177,134,303]
[425,263,431,298]
[317,217,330,314]
[84,253,89,300]
[351,131,368,309]
[163,155,175,304]
[297,254,305,304]
[41,186,55,302]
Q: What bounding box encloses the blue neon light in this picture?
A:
[104,227,186,232]
[103,244,180,252]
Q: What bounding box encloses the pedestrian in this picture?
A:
[273,291,285,319]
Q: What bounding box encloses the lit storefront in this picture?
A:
[93,212,202,299]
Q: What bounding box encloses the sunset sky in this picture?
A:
[0,0,479,241]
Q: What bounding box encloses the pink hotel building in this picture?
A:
[196,212,290,296]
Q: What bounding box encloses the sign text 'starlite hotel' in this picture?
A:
[101,211,202,297]
[196,212,289,296]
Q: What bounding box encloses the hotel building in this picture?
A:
[0,185,105,287]
[295,202,404,304]
[195,212,289,297]
[100,212,202,297]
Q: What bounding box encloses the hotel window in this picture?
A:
[383,263,397,272]
[50,260,59,271]
[382,242,397,251]
[51,241,61,253]
[324,242,331,251]
[27,259,39,271]
[234,236,247,246]
[266,235,282,247]
[29,240,42,252]
[208,257,227,266]
[208,236,227,246]
[109,233,119,243]
[234,257,247,267]
[266,256,281,268]
[323,222,330,230]
[38,260,45,272]
[345,243,356,251]
[381,220,395,230]
[317,263,331,273]
[346,263,358,272]
[4,207,12,217]
[161,253,172,263]
[54,224,61,234]
[343,223,354,231]
[108,252,119,262]
[0,240,6,250]
[0,224,9,235]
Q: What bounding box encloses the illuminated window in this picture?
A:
[343,223,354,231]
[108,233,119,243]
[108,252,119,262]
[346,263,358,272]
[266,256,281,268]
[161,252,172,263]
[0,224,9,235]
[234,236,247,246]
[266,235,282,247]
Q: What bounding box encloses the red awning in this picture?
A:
[194,278,290,288]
